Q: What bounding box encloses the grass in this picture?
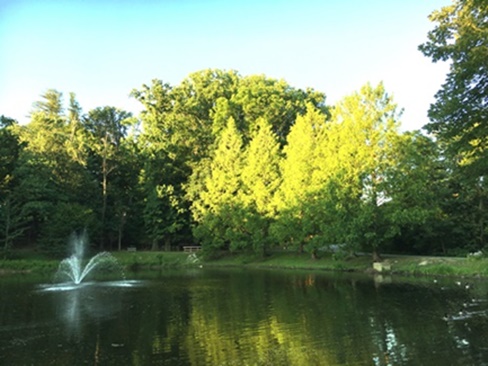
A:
[0,258,59,274]
[0,249,194,274]
[1,248,488,279]
[372,255,488,278]
[201,251,488,278]
[112,251,195,270]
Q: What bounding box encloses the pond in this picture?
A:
[1,268,488,365]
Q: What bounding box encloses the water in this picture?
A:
[1,269,488,365]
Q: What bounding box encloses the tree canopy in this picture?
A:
[1,15,486,262]
[419,0,488,175]
[419,0,488,250]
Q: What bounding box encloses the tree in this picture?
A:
[272,104,328,255]
[65,92,87,165]
[328,83,402,261]
[130,79,175,155]
[419,0,488,248]
[12,91,96,253]
[138,146,189,251]
[168,69,241,165]
[276,104,325,210]
[192,117,245,252]
[419,0,487,168]
[131,70,328,253]
[110,137,144,251]
[0,116,21,192]
[0,116,27,251]
[83,106,133,249]
[240,118,281,255]
[132,69,328,165]
[31,89,64,118]
[132,80,193,249]
[232,75,327,143]
[143,184,186,251]
[378,132,468,256]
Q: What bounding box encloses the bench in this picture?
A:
[127,246,137,252]
[183,246,201,253]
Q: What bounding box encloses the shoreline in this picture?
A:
[1,251,487,279]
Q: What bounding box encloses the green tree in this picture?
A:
[83,106,134,249]
[13,91,95,253]
[132,69,328,166]
[130,79,176,155]
[65,92,87,165]
[131,70,328,253]
[419,0,488,248]
[328,83,402,261]
[192,117,245,252]
[380,132,461,255]
[138,146,189,251]
[168,69,241,165]
[143,184,186,251]
[240,117,281,255]
[31,89,64,118]
[0,116,21,193]
[110,137,144,250]
[276,104,324,210]
[0,116,27,251]
[233,75,327,143]
[241,118,281,216]
[419,0,488,169]
[132,80,192,250]
[272,104,328,255]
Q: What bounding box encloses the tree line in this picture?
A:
[1,0,486,259]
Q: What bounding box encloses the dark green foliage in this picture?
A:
[419,0,488,250]
[0,116,28,250]
[419,0,488,173]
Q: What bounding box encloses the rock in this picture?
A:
[373,261,391,273]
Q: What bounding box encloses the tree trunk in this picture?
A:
[164,237,171,252]
[101,157,107,250]
[117,211,126,251]
[372,248,382,262]
[151,239,158,251]
[3,198,11,251]
[117,225,122,251]
[479,188,484,248]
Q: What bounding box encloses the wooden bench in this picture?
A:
[127,246,137,252]
[183,246,201,253]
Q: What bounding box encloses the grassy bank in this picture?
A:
[0,249,59,274]
[112,251,198,270]
[201,251,488,278]
[115,250,488,278]
[0,250,195,274]
[1,249,488,278]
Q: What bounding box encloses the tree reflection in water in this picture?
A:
[1,270,488,365]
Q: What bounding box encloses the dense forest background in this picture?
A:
[1,0,486,259]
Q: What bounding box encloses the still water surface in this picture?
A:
[1,268,488,365]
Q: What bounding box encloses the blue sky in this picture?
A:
[0,0,451,130]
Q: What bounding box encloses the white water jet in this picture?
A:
[54,231,122,285]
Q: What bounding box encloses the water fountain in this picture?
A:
[52,231,124,286]
[32,232,141,342]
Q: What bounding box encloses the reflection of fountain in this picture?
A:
[37,279,142,338]
[54,231,123,285]
[54,284,124,339]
